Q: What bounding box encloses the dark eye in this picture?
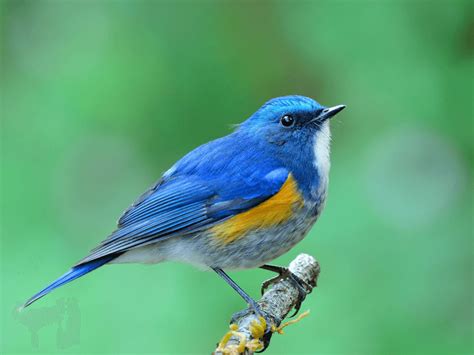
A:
[280,114,295,128]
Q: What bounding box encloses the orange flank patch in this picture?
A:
[211,174,304,245]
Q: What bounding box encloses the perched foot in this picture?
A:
[260,264,313,317]
[212,267,276,333]
[247,299,275,334]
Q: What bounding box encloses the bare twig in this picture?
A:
[214,254,321,354]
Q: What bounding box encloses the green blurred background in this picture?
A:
[1,0,472,354]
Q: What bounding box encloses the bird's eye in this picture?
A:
[280,114,295,128]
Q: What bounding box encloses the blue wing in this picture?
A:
[77,133,288,265]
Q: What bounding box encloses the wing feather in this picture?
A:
[118,180,211,227]
[76,165,289,266]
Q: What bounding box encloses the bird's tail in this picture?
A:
[20,254,116,310]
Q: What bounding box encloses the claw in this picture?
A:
[261,274,285,295]
[260,266,312,317]
[287,272,311,317]
[249,302,273,334]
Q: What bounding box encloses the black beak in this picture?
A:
[316,104,346,121]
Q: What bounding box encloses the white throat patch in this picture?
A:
[313,121,331,191]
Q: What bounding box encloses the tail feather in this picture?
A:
[21,254,116,309]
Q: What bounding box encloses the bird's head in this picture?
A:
[238,96,345,196]
[241,95,344,142]
[240,95,344,163]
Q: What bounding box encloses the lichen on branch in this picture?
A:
[214,254,321,354]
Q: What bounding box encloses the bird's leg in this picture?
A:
[212,267,273,332]
[259,264,313,317]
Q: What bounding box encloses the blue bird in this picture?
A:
[22,95,345,322]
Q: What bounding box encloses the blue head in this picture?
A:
[239,95,345,197]
[241,95,344,142]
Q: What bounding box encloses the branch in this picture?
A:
[214,254,321,354]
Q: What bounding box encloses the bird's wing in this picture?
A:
[76,167,290,265]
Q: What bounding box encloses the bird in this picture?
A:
[22,95,345,325]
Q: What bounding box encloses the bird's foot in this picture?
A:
[260,266,313,317]
[231,299,276,335]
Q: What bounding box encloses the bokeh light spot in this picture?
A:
[364,127,467,229]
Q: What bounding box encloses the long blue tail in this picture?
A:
[21,254,116,309]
